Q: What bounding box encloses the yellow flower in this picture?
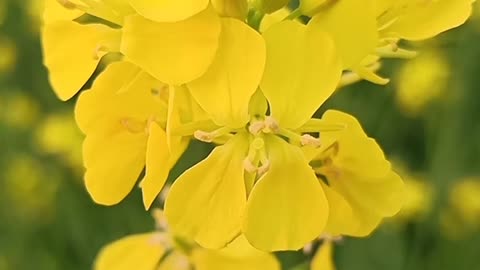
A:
[441,177,480,238]
[164,19,344,251]
[395,49,450,116]
[35,112,83,171]
[304,0,473,84]
[42,1,221,100]
[393,176,433,223]
[94,210,280,270]
[74,61,190,208]
[311,241,336,270]
[307,110,405,237]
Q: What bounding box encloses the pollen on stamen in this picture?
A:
[243,158,258,173]
[248,121,265,135]
[301,134,321,147]
[193,130,214,143]
[264,116,280,133]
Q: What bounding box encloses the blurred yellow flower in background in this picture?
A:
[0,35,16,74]
[393,175,434,223]
[395,49,450,116]
[2,155,60,223]
[34,112,83,173]
[95,210,280,270]
[0,92,39,129]
[441,177,480,239]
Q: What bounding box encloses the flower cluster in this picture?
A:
[41,0,473,263]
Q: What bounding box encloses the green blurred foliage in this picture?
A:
[0,1,479,269]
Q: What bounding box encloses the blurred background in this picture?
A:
[1,1,480,269]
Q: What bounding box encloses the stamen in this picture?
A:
[152,208,169,231]
[248,121,265,135]
[352,65,390,85]
[194,130,215,143]
[149,232,172,248]
[193,127,233,143]
[243,158,258,173]
[264,116,280,133]
[170,120,219,137]
[300,134,321,147]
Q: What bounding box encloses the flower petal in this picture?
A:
[121,6,221,85]
[128,0,209,22]
[75,61,166,205]
[260,20,341,129]
[308,0,378,69]
[94,233,165,270]
[381,0,473,40]
[83,118,147,205]
[165,134,248,249]
[42,20,121,100]
[43,0,83,24]
[192,235,280,270]
[243,135,328,251]
[188,18,266,128]
[141,123,173,210]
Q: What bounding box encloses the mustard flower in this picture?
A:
[74,61,197,208]
[94,210,280,270]
[306,110,405,237]
[42,0,222,100]
[164,18,346,251]
[302,0,473,84]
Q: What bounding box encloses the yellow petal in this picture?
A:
[188,18,266,128]
[192,235,281,270]
[260,20,341,129]
[75,61,166,205]
[320,110,391,179]
[166,85,204,152]
[165,133,248,249]
[260,7,293,32]
[320,182,357,236]
[83,118,147,205]
[42,20,121,100]
[327,170,405,236]
[381,0,473,40]
[43,0,83,24]
[308,0,378,69]
[75,61,167,134]
[141,123,171,210]
[311,241,336,270]
[94,233,165,270]
[121,6,221,85]
[128,0,209,22]
[243,135,328,251]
